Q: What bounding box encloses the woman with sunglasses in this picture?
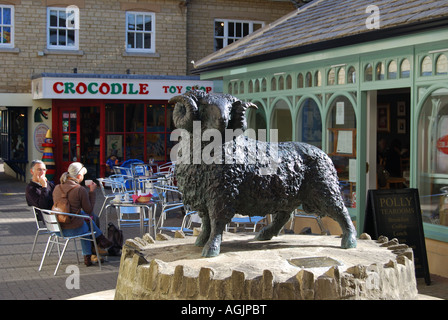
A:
[52,162,112,266]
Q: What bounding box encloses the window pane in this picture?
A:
[136,14,144,31]
[436,54,448,75]
[126,104,145,132]
[144,15,152,31]
[127,32,134,48]
[58,10,66,27]
[421,56,432,76]
[400,59,410,78]
[50,10,58,27]
[2,26,11,43]
[388,61,397,79]
[297,98,322,149]
[328,69,335,85]
[144,33,151,49]
[106,104,124,132]
[376,62,385,80]
[147,104,165,131]
[236,22,242,37]
[365,64,373,81]
[3,8,11,24]
[243,23,249,36]
[229,22,234,37]
[215,21,224,36]
[147,134,165,162]
[126,133,144,159]
[67,29,75,46]
[59,29,66,45]
[127,13,135,30]
[136,32,143,48]
[214,38,223,50]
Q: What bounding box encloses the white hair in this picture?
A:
[60,162,87,183]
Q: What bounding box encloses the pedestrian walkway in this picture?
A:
[0,162,447,300]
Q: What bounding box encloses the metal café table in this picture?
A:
[105,200,157,238]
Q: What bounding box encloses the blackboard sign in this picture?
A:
[364,188,431,285]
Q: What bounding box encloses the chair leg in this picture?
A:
[54,239,70,275]
[30,230,40,260]
[38,235,54,271]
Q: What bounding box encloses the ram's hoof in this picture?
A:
[254,230,273,241]
[202,247,220,257]
[341,232,357,249]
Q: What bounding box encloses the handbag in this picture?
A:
[52,185,80,224]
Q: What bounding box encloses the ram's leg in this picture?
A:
[195,212,210,247]
[327,204,357,249]
[255,212,292,241]
[201,218,228,257]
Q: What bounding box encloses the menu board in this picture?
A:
[364,188,431,285]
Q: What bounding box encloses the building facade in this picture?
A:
[193,0,448,277]
[0,0,294,181]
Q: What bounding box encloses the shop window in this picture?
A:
[297,73,304,88]
[388,60,397,79]
[47,7,79,50]
[315,71,322,87]
[376,62,385,80]
[364,63,373,81]
[271,99,292,142]
[0,5,14,48]
[338,67,345,85]
[126,11,155,53]
[436,54,448,75]
[418,88,448,226]
[105,103,172,163]
[327,96,357,208]
[297,98,322,149]
[327,69,335,85]
[400,59,411,78]
[421,56,433,76]
[347,66,356,84]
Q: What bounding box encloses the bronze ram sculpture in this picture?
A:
[169,90,357,257]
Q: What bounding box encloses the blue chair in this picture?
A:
[226,215,266,232]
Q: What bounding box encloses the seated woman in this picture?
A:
[52,162,112,266]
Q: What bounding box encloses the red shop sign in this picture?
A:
[437,135,448,155]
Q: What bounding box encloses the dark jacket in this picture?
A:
[52,178,96,229]
[26,180,55,210]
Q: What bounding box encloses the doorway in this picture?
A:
[79,107,100,180]
[367,88,411,190]
[58,104,101,180]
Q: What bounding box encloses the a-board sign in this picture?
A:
[364,188,431,285]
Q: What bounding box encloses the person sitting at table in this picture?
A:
[26,160,56,214]
[53,162,113,266]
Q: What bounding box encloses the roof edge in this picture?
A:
[192,16,448,76]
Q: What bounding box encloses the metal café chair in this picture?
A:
[155,185,197,234]
[97,175,133,218]
[38,209,101,275]
[225,214,267,232]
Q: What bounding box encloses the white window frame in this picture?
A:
[214,19,264,51]
[126,11,155,53]
[46,7,79,50]
[0,5,14,48]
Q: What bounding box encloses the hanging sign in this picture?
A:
[364,188,431,285]
[32,77,214,100]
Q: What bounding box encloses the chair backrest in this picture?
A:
[32,206,44,226]
[40,209,62,233]
[155,185,182,206]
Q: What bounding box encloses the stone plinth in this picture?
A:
[114,232,418,300]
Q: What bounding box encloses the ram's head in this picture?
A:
[169,90,257,134]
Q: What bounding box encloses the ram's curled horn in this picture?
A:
[227,100,257,131]
[169,94,199,132]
